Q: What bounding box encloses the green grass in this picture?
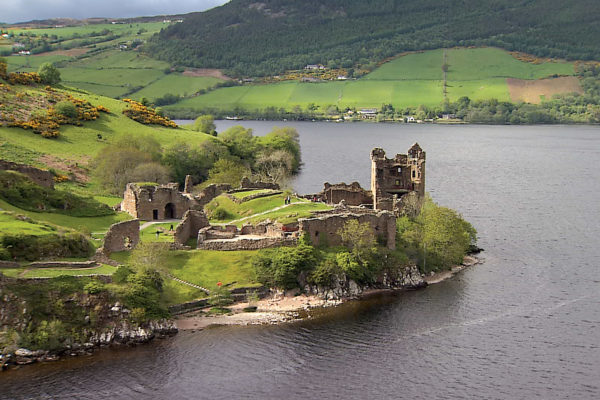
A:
[445,47,575,80]
[140,222,179,243]
[19,264,118,278]
[0,86,214,165]
[130,74,222,101]
[365,49,446,80]
[242,202,332,225]
[111,249,260,291]
[8,22,166,41]
[0,211,58,237]
[205,193,309,222]
[166,47,577,112]
[162,278,207,305]
[0,199,131,233]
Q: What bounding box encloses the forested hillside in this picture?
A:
[145,0,600,77]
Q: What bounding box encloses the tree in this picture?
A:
[337,219,377,261]
[207,158,251,186]
[38,62,60,85]
[193,114,217,135]
[254,149,294,185]
[130,162,171,185]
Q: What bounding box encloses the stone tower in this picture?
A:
[370,143,425,212]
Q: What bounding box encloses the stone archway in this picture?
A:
[165,203,176,219]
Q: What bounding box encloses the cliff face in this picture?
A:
[0,275,176,369]
[301,264,425,300]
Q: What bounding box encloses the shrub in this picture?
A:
[84,280,105,294]
[38,62,61,85]
[209,285,234,308]
[55,101,78,119]
[253,243,317,289]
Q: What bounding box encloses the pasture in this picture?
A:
[168,47,578,113]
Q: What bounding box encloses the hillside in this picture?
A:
[145,0,600,77]
[2,21,224,101]
[164,47,592,118]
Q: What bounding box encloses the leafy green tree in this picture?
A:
[207,158,251,186]
[38,62,60,85]
[193,114,217,135]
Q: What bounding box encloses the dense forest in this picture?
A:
[145,0,600,77]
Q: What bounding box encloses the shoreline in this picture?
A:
[175,255,482,330]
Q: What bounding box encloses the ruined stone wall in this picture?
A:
[240,177,280,190]
[122,183,196,220]
[102,220,140,253]
[299,210,396,250]
[0,160,54,188]
[194,183,232,208]
[174,210,210,246]
[197,237,297,251]
[322,182,373,206]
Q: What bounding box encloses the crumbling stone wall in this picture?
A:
[0,160,54,188]
[197,237,297,251]
[299,210,396,249]
[102,220,140,253]
[321,182,373,206]
[122,183,197,220]
[370,144,425,211]
[194,183,232,208]
[240,177,280,190]
[174,210,210,246]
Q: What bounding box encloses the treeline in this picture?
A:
[145,0,600,77]
[93,122,301,194]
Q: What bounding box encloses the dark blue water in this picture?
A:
[3,122,599,399]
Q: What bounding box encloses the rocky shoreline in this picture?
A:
[0,319,177,370]
[175,255,482,330]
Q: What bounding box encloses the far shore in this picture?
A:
[175,255,482,330]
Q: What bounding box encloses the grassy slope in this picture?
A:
[0,199,130,233]
[167,47,576,111]
[0,211,58,236]
[0,86,213,166]
[112,249,260,290]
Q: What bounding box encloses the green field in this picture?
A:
[8,22,166,40]
[112,249,260,290]
[166,47,577,112]
[4,22,224,101]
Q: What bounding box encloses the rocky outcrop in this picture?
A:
[1,319,177,369]
[301,265,425,300]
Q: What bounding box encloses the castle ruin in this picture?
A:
[318,143,425,215]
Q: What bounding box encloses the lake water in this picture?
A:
[3,122,600,399]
